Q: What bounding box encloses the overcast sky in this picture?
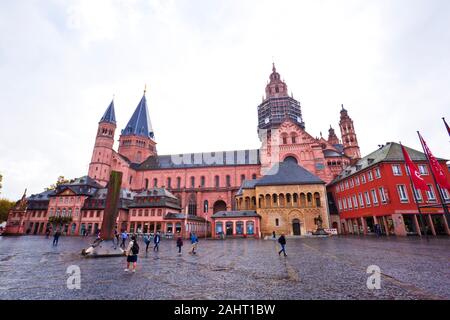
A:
[0,0,449,200]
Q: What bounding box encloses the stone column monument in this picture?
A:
[82,171,125,257]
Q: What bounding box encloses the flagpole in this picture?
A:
[401,142,427,239]
[417,131,450,229]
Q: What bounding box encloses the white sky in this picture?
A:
[0,0,449,200]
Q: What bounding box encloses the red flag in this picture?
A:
[418,132,450,191]
[443,118,450,137]
[401,145,429,191]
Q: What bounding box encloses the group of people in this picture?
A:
[123,231,200,273]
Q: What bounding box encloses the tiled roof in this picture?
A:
[121,94,154,139]
[329,142,448,184]
[164,213,206,222]
[211,210,260,218]
[236,179,259,196]
[100,100,116,124]
[134,188,178,200]
[255,161,325,186]
[324,150,343,158]
[137,149,260,170]
[27,189,54,201]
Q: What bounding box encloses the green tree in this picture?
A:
[45,176,71,191]
[0,198,15,223]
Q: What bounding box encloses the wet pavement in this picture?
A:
[0,235,449,300]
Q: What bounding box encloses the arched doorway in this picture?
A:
[284,156,298,164]
[292,219,301,235]
[213,200,227,213]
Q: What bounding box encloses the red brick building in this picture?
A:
[328,142,450,236]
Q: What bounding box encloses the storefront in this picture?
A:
[212,211,261,239]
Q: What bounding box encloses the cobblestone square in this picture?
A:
[0,236,449,300]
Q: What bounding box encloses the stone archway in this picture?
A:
[213,200,227,213]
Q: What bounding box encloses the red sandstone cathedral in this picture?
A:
[6,64,362,238]
[88,63,360,214]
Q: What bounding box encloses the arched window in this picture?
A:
[307,193,313,206]
[177,177,181,189]
[203,200,208,213]
[314,192,321,207]
[188,194,197,216]
[291,133,297,144]
[200,176,205,187]
[265,194,271,208]
[129,176,133,185]
[240,174,245,183]
[167,177,172,189]
[144,178,149,190]
[279,194,285,207]
[293,193,298,205]
[300,193,306,207]
[272,194,278,206]
[252,174,257,179]
[226,175,231,187]
[153,178,158,187]
[190,176,195,188]
[215,175,220,188]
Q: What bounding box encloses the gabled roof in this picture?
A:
[255,161,325,186]
[121,94,154,139]
[100,100,116,124]
[329,142,448,185]
[136,149,260,170]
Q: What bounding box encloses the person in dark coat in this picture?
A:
[278,234,287,256]
[153,232,161,251]
[53,230,61,246]
[176,233,183,254]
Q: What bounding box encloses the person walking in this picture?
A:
[176,233,183,254]
[53,229,61,246]
[153,231,161,252]
[190,232,199,255]
[120,230,128,248]
[113,228,120,246]
[143,233,151,253]
[272,231,276,239]
[124,235,139,273]
[278,234,287,257]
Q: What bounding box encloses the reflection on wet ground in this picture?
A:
[0,235,448,299]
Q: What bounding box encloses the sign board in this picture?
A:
[324,228,338,235]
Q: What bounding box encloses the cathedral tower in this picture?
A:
[339,104,361,160]
[257,63,305,131]
[118,90,157,163]
[88,100,116,186]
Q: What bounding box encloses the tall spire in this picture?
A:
[100,100,116,124]
[122,92,154,139]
